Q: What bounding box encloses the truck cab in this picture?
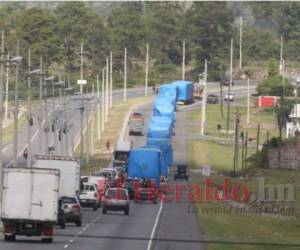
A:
[113,140,132,169]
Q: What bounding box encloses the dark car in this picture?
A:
[61,196,82,227]
[207,94,219,104]
[221,79,234,86]
[174,165,189,181]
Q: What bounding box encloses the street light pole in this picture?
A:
[27,49,32,168]
[105,57,109,122]
[239,16,243,69]
[38,56,43,153]
[226,39,233,137]
[182,39,185,80]
[247,77,250,125]
[110,51,113,108]
[124,48,127,102]
[145,43,149,97]
[101,68,105,132]
[80,42,83,95]
[200,59,207,136]
[96,74,101,140]
[13,40,20,168]
[0,30,5,220]
[4,53,9,120]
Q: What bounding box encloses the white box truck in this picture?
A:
[1,167,60,242]
[113,140,132,168]
[34,155,80,198]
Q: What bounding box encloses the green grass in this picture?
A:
[190,169,300,250]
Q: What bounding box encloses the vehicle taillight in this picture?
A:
[4,224,15,234]
[43,225,53,236]
[72,204,80,209]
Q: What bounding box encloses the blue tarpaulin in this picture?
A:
[127,148,162,187]
[146,138,173,168]
[151,116,174,130]
[153,97,175,120]
[159,84,178,105]
[147,119,172,139]
[172,80,194,102]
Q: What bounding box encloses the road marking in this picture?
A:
[146,199,164,250]
[64,245,69,248]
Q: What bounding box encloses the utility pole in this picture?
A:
[241,131,245,170]
[279,60,285,141]
[182,39,185,80]
[109,51,113,108]
[239,16,243,69]
[4,53,9,120]
[86,103,90,164]
[91,103,94,156]
[280,36,283,75]
[27,49,32,168]
[96,74,101,140]
[0,30,5,218]
[200,59,207,136]
[101,68,105,132]
[38,56,43,154]
[256,124,261,166]
[44,97,49,154]
[226,39,233,137]
[13,40,20,168]
[233,112,240,176]
[80,42,83,95]
[124,48,127,102]
[245,131,248,169]
[105,57,109,122]
[247,77,250,125]
[220,81,224,118]
[145,43,149,97]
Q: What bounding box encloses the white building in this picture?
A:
[286,104,300,137]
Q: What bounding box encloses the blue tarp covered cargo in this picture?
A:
[159,84,178,104]
[151,116,174,130]
[146,138,173,168]
[153,97,175,121]
[127,148,162,187]
[172,80,194,102]
[141,145,168,177]
[147,119,172,139]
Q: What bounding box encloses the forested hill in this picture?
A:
[0,1,299,87]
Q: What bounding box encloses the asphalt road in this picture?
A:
[0,82,257,249]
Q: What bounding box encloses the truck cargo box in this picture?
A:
[142,144,169,177]
[1,167,60,222]
[172,80,194,102]
[146,138,173,167]
[127,148,162,187]
[147,120,172,139]
[34,154,80,198]
[153,97,175,121]
[151,116,174,129]
[159,84,178,105]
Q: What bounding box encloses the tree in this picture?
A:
[256,59,293,96]
[16,7,59,64]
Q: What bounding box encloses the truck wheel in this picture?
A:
[153,200,157,204]
[60,222,66,229]
[93,204,98,211]
[102,207,107,214]
[42,238,53,243]
[76,219,82,227]
[4,234,15,242]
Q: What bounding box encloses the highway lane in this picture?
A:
[0,83,257,249]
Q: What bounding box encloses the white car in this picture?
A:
[79,182,100,211]
[99,168,119,180]
[224,93,234,101]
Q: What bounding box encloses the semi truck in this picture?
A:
[128,112,144,135]
[1,167,60,242]
[113,140,132,169]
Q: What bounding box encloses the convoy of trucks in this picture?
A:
[0,79,193,243]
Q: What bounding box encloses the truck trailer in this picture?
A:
[1,167,60,242]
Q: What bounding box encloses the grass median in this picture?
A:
[75,96,154,175]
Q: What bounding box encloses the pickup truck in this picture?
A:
[79,182,100,211]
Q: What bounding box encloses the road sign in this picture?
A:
[77,79,87,85]
[202,164,211,176]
